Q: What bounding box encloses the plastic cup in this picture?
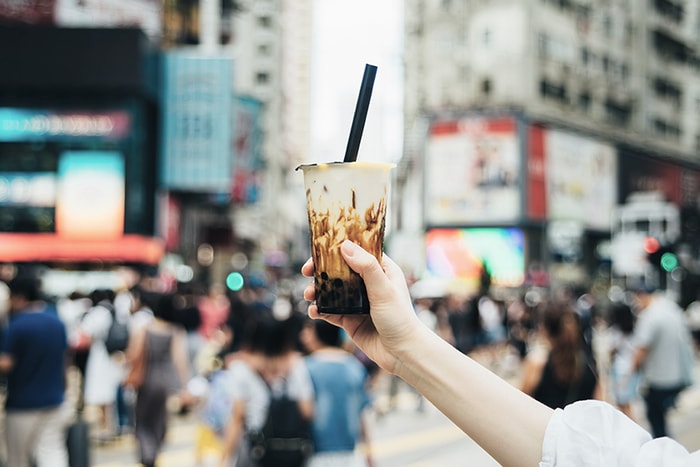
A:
[297,161,394,314]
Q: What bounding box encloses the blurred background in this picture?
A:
[2,1,700,466]
[1,0,698,305]
[0,0,700,304]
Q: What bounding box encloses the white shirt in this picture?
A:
[227,357,314,432]
[540,400,700,466]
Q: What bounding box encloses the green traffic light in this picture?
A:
[226,272,245,291]
[660,252,678,272]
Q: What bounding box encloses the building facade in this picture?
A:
[397,0,700,298]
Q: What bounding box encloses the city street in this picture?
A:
[92,364,700,467]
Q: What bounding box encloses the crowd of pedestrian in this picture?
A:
[0,258,695,466]
[404,268,697,444]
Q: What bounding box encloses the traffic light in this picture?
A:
[660,251,679,272]
[226,271,245,291]
[645,237,678,273]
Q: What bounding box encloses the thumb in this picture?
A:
[341,240,389,290]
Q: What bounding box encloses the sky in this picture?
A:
[310,0,403,164]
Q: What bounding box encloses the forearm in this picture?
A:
[394,326,553,467]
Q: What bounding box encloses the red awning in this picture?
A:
[0,233,165,265]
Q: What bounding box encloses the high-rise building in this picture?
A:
[227,0,312,270]
[404,0,700,156]
[397,0,700,294]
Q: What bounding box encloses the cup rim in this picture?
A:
[295,161,396,171]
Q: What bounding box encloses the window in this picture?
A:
[257,44,270,55]
[258,16,272,28]
[540,79,568,103]
[578,93,591,111]
[256,72,269,84]
[605,99,631,124]
[652,118,681,139]
[482,79,492,96]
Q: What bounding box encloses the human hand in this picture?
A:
[302,240,422,374]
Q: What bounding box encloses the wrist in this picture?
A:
[391,323,441,379]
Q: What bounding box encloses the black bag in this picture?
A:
[248,380,313,467]
[104,304,129,354]
[66,418,91,467]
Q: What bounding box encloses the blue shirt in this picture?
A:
[305,352,370,452]
[2,308,67,410]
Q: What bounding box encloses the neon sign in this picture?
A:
[0,109,131,141]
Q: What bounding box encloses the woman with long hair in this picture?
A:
[520,301,602,409]
[608,301,640,419]
[124,292,191,467]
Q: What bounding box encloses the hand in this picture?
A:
[302,240,422,374]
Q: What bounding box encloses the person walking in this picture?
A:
[125,292,191,467]
[301,319,373,467]
[0,276,71,467]
[607,301,641,419]
[78,288,123,441]
[520,301,602,409]
[631,285,695,438]
[219,313,314,467]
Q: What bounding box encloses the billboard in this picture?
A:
[424,116,521,225]
[0,108,131,141]
[160,53,233,193]
[55,151,125,239]
[0,107,162,264]
[231,95,263,204]
[0,0,55,24]
[55,0,163,41]
[544,128,616,230]
[425,228,525,288]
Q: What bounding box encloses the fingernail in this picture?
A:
[341,240,359,256]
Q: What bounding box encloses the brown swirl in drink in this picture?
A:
[307,188,387,314]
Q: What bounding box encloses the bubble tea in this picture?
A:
[297,161,394,314]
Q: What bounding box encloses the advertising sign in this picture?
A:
[0,0,55,24]
[161,53,233,193]
[0,108,131,141]
[617,151,700,207]
[231,95,263,204]
[544,129,616,230]
[55,151,125,239]
[425,228,525,287]
[55,0,163,41]
[0,106,163,264]
[424,116,521,225]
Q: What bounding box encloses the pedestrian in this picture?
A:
[301,319,374,467]
[219,313,314,467]
[630,284,695,438]
[195,283,231,370]
[57,290,92,413]
[78,288,122,441]
[0,276,71,467]
[301,240,700,466]
[607,301,641,419]
[520,301,602,409]
[124,292,192,467]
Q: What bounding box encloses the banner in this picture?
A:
[424,116,521,225]
[161,53,233,193]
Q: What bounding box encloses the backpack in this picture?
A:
[247,379,314,467]
[104,303,130,354]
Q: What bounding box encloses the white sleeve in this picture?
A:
[539,400,699,467]
[286,357,314,402]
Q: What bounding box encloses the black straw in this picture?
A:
[343,64,378,162]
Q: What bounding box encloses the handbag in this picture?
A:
[124,333,148,388]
